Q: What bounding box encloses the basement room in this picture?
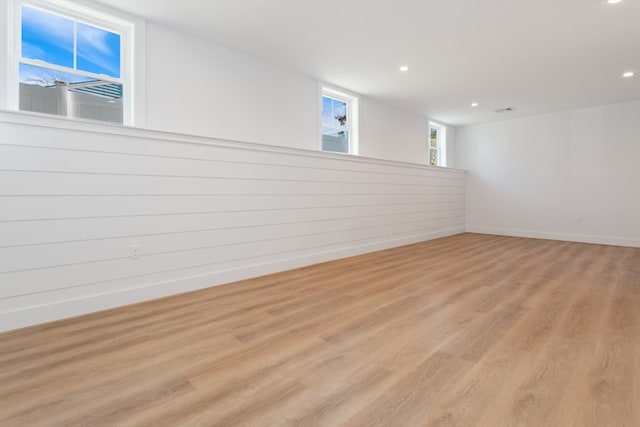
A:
[0,0,638,425]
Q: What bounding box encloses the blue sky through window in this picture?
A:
[77,22,121,77]
[20,5,121,82]
[21,6,73,68]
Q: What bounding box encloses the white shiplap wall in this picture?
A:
[0,111,466,331]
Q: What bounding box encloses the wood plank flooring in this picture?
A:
[1,233,639,426]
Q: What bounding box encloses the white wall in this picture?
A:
[358,99,427,163]
[144,23,435,164]
[445,125,457,169]
[0,111,466,331]
[144,24,318,151]
[457,100,640,247]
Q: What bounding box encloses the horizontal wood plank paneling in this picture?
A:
[1,215,463,276]
[0,208,463,247]
[0,111,466,331]
[0,195,464,221]
[0,144,465,187]
[0,171,465,196]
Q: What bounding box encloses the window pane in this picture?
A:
[321,96,333,125]
[322,127,349,153]
[19,63,123,124]
[21,6,73,68]
[430,148,438,166]
[77,23,121,78]
[322,96,348,128]
[430,128,438,148]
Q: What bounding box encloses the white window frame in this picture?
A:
[320,86,359,155]
[1,0,145,127]
[428,121,447,167]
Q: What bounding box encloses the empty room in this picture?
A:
[1,0,639,425]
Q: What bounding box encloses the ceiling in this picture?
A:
[94,0,640,126]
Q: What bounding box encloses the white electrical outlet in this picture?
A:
[130,244,141,259]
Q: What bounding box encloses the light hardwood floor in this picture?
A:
[1,233,639,426]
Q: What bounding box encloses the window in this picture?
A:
[2,0,137,125]
[428,122,446,166]
[321,88,358,154]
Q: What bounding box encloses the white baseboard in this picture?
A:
[0,227,464,332]
[466,226,640,248]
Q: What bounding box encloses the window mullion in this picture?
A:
[19,58,123,84]
[73,20,77,70]
[322,123,346,130]
[347,100,352,151]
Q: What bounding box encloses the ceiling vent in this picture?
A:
[495,107,515,113]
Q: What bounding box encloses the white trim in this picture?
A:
[0,226,464,332]
[466,226,640,248]
[18,58,124,84]
[20,0,133,32]
[0,0,19,111]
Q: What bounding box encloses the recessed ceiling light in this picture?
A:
[607,0,622,4]
[623,71,634,78]
[399,65,409,72]
[471,102,479,107]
